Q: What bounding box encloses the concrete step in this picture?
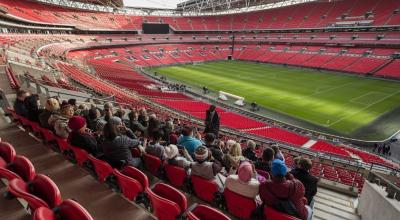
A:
[301,139,317,149]
[313,187,360,220]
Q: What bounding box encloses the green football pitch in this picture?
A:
[151,61,400,139]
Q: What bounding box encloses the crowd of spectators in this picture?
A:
[14,90,319,220]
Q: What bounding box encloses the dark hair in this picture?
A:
[68,99,77,106]
[182,126,193,136]
[204,133,216,144]
[147,117,161,136]
[88,108,99,120]
[262,147,275,162]
[24,95,39,111]
[16,90,28,98]
[115,109,124,119]
[152,129,164,141]
[209,105,216,111]
[299,157,312,171]
[103,122,119,141]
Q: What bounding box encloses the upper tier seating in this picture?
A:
[1,0,400,30]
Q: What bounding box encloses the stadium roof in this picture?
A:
[36,0,316,16]
[70,0,124,7]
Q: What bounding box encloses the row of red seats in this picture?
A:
[9,110,299,220]
[0,141,93,220]
[1,0,399,30]
[309,141,351,158]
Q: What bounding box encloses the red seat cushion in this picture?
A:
[190,175,218,202]
[224,188,257,219]
[165,163,187,187]
[188,204,231,220]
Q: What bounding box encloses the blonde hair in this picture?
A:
[45,98,60,111]
[229,143,242,157]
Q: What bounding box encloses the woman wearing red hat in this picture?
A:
[67,116,100,156]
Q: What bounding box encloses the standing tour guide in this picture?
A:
[204,105,220,136]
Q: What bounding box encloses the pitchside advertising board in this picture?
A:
[142,23,170,34]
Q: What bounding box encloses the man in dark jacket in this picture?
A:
[13,90,29,117]
[204,105,220,136]
[290,157,318,206]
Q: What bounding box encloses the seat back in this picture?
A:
[190,175,218,202]
[143,153,163,177]
[188,204,231,220]
[224,188,257,219]
[33,206,57,220]
[131,148,141,158]
[114,168,143,201]
[0,142,16,164]
[31,174,62,208]
[57,199,94,220]
[121,166,149,189]
[55,137,70,153]
[146,183,187,220]
[39,127,55,143]
[30,121,41,133]
[70,146,89,167]
[165,163,187,187]
[7,155,35,181]
[264,206,300,220]
[8,178,50,211]
[88,155,114,183]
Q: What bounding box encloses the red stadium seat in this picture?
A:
[8,174,62,211]
[114,167,144,201]
[0,155,35,182]
[190,175,219,202]
[33,199,94,220]
[70,145,89,167]
[223,188,257,219]
[88,155,114,183]
[188,204,231,220]
[39,127,55,144]
[55,136,70,154]
[0,142,16,165]
[143,153,163,177]
[146,183,187,220]
[264,206,300,220]
[165,163,187,188]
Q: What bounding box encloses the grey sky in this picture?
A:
[123,0,185,9]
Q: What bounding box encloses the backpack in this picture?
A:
[269,181,300,218]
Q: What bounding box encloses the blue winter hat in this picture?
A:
[271,159,287,177]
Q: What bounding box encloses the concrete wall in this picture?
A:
[358,181,400,220]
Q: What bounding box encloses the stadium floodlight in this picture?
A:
[219,91,245,106]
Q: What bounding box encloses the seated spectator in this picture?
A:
[49,102,74,138]
[108,116,135,139]
[223,139,237,154]
[255,147,275,173]
[165,144,192,171]
[14,90,29,117]
[127,110,145,134]
[39,98,60,129]
[243,140,258,161]
[146,115,161,138]
[204,133,224,165]
[177,126,203,156]
[224,142,245,174]
[272,145,285,162]
[101,122,142,168]
[103,102,114,122]
[164,119,176,144]
[145,130,166,160]
[68,99,78,112]
[225,161,260,199]
[67,116,100,156]
[259,159,312,220]
[191,146,223,187]
[290,157,318,206]
[138,108,149,127]
[24,94,42,122]
[87,107,105,132]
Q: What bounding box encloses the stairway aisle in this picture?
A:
[313,187,360,220]
[0,124,155,220]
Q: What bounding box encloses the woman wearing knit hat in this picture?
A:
[39,98,60,129]
[67,116,100,156]
[225,160,260,199]
[191,146,223,180]
[48,102,74,138]
[165,144,192,172]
